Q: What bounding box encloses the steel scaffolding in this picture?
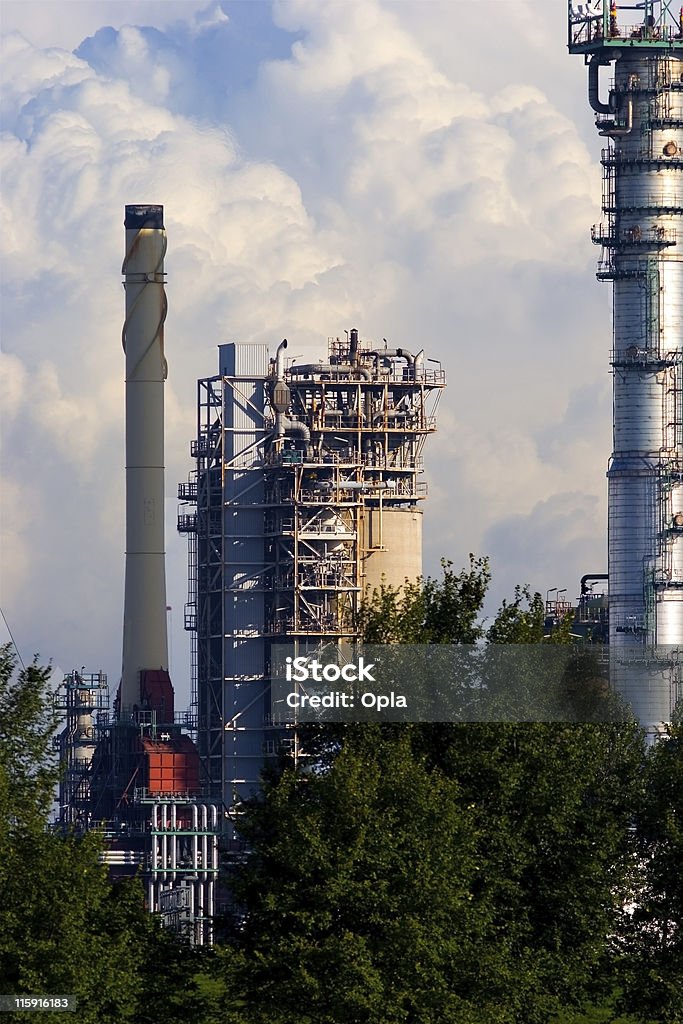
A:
[179,332,445,809]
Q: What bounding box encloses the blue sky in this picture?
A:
[0,0,611,706]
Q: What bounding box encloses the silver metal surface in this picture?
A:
[571,4,682,728]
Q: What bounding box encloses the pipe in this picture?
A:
[396,347,415,364]
[367,347,414,364]
[272,339,309,444]
[152,805,159,877]
[580,573,608,595]
[171,818,177,870]
[277,416,310,443]
[287,362,371,381]
[373,411,410,424]
[315,480,394,491]
[599,78,635,137]
[588,54,613,115]
[349,328,359,364]
[275,338,287,380]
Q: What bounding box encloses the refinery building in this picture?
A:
[177,334,444,808]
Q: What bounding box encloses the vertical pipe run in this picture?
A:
[193,805,199,874]
[121,205,169,711]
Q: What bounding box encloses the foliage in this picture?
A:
[0,644,60,827]
[486,583,547,644]
[617,709,683,1023]
[357,555,490,644]
[415,721,644,1021]
[6,550,683,1024]
[0,644,219,1024]
[228,729,501,1023]
[228,716,645,1023]
[222,561,650,1023]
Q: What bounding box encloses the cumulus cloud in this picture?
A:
[482,492,607,616]
[0,0,609,689]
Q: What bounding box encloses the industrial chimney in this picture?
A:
[120,204,173,718]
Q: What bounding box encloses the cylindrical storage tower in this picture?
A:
[121,205,169,710]
[569,3,682,730]
[362,508,423,595]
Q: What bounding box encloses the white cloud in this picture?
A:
[0,1,210,51]
[0,1,612,684]
[482,491,607,615]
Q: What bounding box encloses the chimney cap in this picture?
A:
[125,205,164,229]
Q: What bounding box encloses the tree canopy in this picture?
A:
[221,563,664,1023]
[0,644,218,1023]
[3,555,683,1023]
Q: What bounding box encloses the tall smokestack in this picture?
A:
[121,205,169,711]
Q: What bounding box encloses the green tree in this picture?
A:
[486,583,547,644]
[413,720,645,1022]
[0,645,60,828]
[228,729,503,1024]
[0,644,220,1024]
[618,711,683,1023]
[222,561,647,1023]
[357,555,490,644]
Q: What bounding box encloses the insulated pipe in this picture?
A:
[287,363,371,380]
[121,205,169,710]
[589,53,613,114]
[152,805,159,874]
[315,480,395,491]
[367,348,415,364]
[272,342,310,445]
[599,78,635,137]
[272,338,308,441]
[277,416,311,443]
[275,338,287,379]
[396,347,415,364]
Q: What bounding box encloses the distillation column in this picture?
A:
[569,3,683,729]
